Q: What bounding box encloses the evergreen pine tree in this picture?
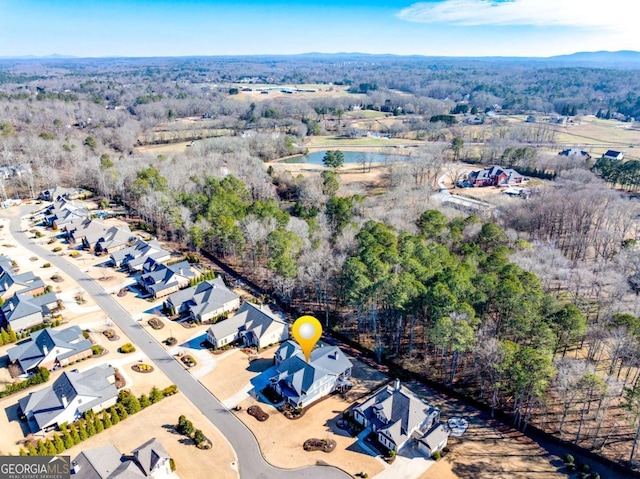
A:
[19,448,27,456]
[109,407,120,425]
[46,439,57,456]
[86,417,96,437]
[53,434,65,454]
[150,387,163,404]
[36,440,48,456]
[8,328,17,343]
[62,432,74,450]
[117,404,128,420]
[139,394,151,408]
[101,413,111,429]
[27,446,37,457]
[77,421,88,441]
[0,328,10,344]
[70,426,81,445]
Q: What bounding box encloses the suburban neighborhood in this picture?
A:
[0,193,472,479]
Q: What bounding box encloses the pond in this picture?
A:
[282,150,412,165]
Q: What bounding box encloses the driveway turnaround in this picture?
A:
[5,207,350,479]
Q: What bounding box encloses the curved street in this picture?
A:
[4,206,350,479]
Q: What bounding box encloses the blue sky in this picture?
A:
[0,0,637,57]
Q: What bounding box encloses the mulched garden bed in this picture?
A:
[280,402,305,420]
[148,317,165,330]
[181,355,197,367]
[164,337,177,346]
[131,363,154,373]
[103,329,120,341]
[303,438,336,453]
[247,405,269,422]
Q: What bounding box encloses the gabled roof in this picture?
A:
[18,364,116,431]
[138,260,193,294]
[110,239,168,267]
[73,444,123,479]
[0,268,45,297]
[1,291,56,324]
[7,325,92,372]
[470,165,525,184]
[354,380,438,450]
[206,300,283,341]
[271,342,352,398]
[132,438,169,475]
[95,226,134,251]
[72,438,169,479]
[169,277,238,315]
[70,219,107,244]
[419,423,449,451]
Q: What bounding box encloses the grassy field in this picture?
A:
[344,110,391,119]
[304,135,423,151]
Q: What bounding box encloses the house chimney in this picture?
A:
[43,344,49,355]
[394,378,401,392]
[61,393,68,408]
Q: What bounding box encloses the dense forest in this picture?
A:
[3,54,640,469]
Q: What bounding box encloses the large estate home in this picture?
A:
[136,259,194,298]
[166,276,240,322]
[267,341,353,408]
[7,326,92,375]
[352,379,449,456]
[110,239,171,272]
[1,291,58,331]
[206,300,288,349]
[468,165,526,187]
[71,438,174,479]
[19,364,118,434]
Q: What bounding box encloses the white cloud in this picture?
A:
[397,0,634,32]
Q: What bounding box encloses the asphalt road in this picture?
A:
[5,207,351,479]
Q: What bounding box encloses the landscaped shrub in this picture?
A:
[431,450,441,460]
[52,246,62,252]
[564,454,575,464]
[42,263,51,268]
[119,343,135,353]
[579,464,590,473]
[162,384,179,396]
[70,251,80,257]
[0,367,50,398]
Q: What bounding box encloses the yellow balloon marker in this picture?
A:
[292,315,323,363]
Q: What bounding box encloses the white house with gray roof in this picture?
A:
[71,437,174,479]
[136,259,194,298]
[110,239,170,272]
[267,341,352,408]
[7,325,92,375]
[166,277,239,322]
[19,364,118,434]
[1,292,58,331]
[352,379,448,455]
[206,300,287,349]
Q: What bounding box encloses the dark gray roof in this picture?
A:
[95,226,134,251]
[271,342,352,399]
[18,364,116,432]
[7,325,91,372]
[354,381,438,450]
[207,300,283,341]
[73,445,123,479]
[72,438,169,479]
[604,149,623,157]
[132,438,169,475]
[138,260,193,294]
[420,423,449,451]
[2,293,45,323]
[110,239,168,267]
[0,268,45,296]
[169,277,239,317]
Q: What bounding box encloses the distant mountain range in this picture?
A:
[1,51,640,66]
